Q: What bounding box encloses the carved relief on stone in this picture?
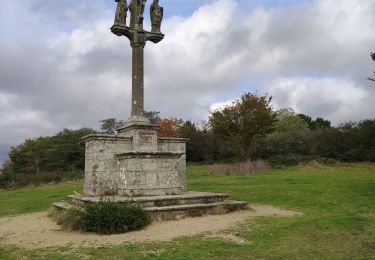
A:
[114,0,128,26]
[150,0,163,33]
[138,131,154,147]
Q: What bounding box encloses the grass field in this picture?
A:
[0,164,374,259]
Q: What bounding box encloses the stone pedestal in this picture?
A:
[52,2,250,222]
[54,192,250,222]
[83,116,187,196]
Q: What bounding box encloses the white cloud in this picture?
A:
[1,0,375,164]
[210,99,236,113]
[267,77,373,124]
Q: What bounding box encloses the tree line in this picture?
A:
[1,92,374,188]
[177,93,374,165]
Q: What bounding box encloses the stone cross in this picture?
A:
[111,0,164,118]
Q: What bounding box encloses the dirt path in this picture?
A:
[0,205,302,249]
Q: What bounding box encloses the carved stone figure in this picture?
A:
[150,0,163,33]
[111,0,164,118]
[114,0,128,26]
[53,0,248,221]
[129,0,147,29]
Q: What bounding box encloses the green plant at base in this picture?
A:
[224,203,237,212]
[80,201,150,235]
[48,207,82,231]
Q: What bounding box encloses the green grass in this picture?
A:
[0,181,82,217]
[0,164,374,259]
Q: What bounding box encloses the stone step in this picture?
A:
[52,200,250,222]
[145,201,250,221]
[52,202,73,210]
[68,191,229,208]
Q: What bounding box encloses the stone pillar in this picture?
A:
[131,36,146,117]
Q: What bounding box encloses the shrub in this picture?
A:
[0,169,16,188]
[250,129,314,160]
[268,154,321,168]
[80,201,150,235]
[49,207,82,231]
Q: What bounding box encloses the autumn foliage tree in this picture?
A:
[157,118,180,138]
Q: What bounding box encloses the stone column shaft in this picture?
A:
[131,45,144,117]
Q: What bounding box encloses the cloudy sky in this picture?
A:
[1,0,375,164]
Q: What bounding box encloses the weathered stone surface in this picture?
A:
[111,0,164,117]
[69,191,229,207]
[82,135,132,196]
[150,0,163,33]
[53,1,250,223]
[54,192,250,222]
[114,0,128,26]
[82,117,187,196]
[80,1,183,197]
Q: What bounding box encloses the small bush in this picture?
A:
[0,170,16,188]
[49,207,82,231]
[80,201,150,235]
[267,154,327,168]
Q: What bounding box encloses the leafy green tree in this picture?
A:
[179,121,202,161]
[144,111,161,124]
[275,108,309,132]
[298,114,331,130]
[47,128,95,171]
[179,121,214,162]
[209,92,277,159]
[100,118,124,134]
[298,114,313,127]
[251,129,314,160]
[357,119,375,161]
[314,118,331,129]
[8,128,95,174]
[1,160,11,171]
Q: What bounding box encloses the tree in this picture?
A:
[8,138,49,174]
[298,114,313,127]
[275,108,309,133]
[179,121,211,162]
[144,111,161,124]
[157,118,180,138]
[7,128,95,174]
[314,118,331,129]
[209,92,277,159]
[100,118,124,134]
[298,114,331,130]
[1,160,11,171]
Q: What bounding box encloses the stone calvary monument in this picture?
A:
[54,0,248,221]
[83,0,187,197]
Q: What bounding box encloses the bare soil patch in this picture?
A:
[0,205,302,249]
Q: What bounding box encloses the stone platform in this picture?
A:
[82,116,188,197]
[53,192,249,221]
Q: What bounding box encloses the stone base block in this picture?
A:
[82,116,188,197]
[118,187,185,196]
[146,201,250,221]
[69,191,229,207]
[53,192,250,222]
